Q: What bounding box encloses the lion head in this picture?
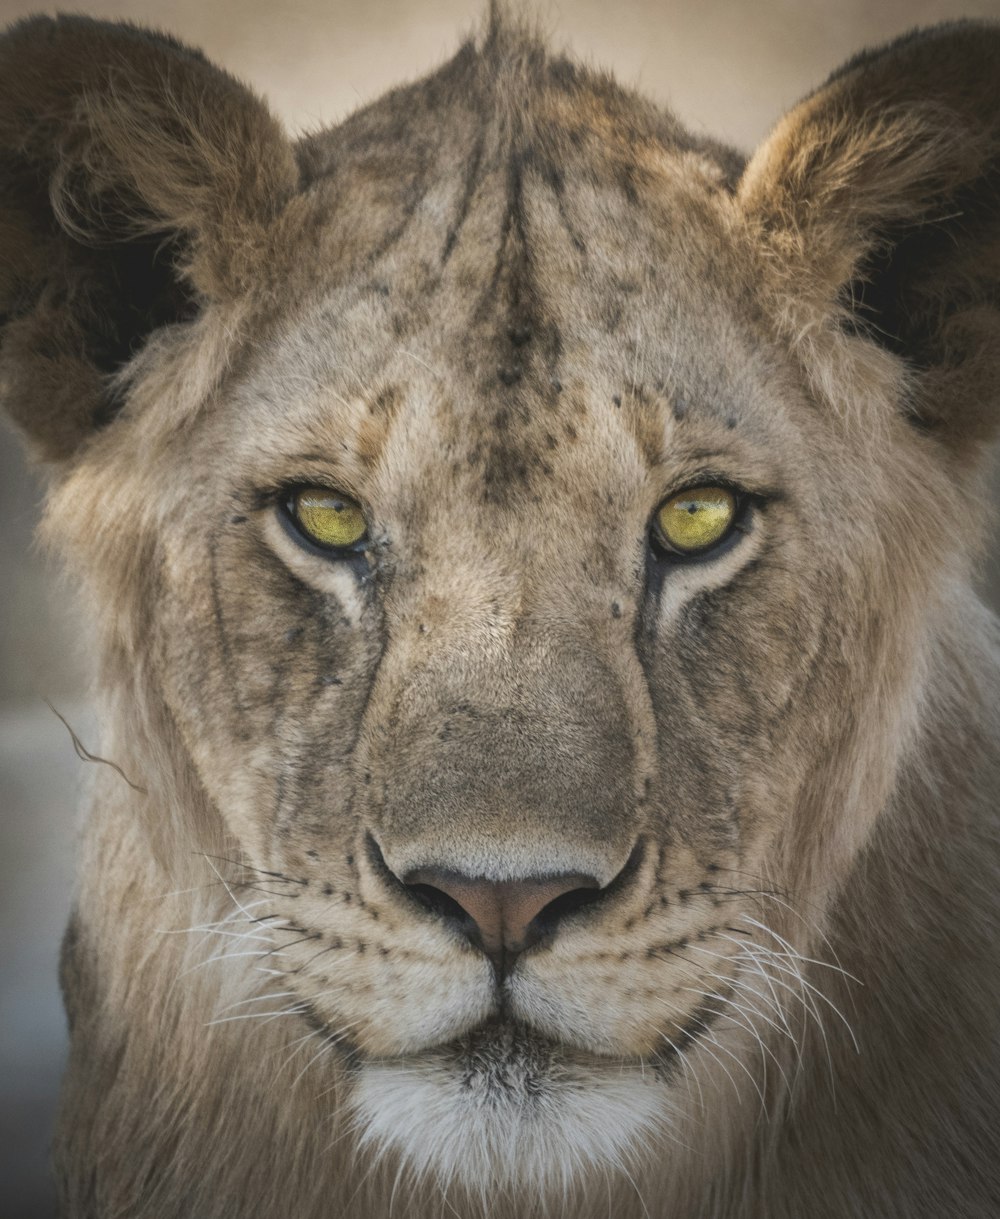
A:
[3,12,999,1218]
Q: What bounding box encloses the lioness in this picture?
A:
[2,9,998,1217]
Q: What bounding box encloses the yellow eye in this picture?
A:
[653,486,737,555]
[289,488,368,550]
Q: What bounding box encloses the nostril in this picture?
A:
[404,880,478,937]
[529,882,606,936]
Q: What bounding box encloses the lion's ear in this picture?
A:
[0,16,299,462]
[740,22,1000,459]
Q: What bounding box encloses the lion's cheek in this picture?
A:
[289,937,496,1057]
[508,958,696,1057]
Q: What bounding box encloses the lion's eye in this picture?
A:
[652,486,737,556]
[287,488,368,551]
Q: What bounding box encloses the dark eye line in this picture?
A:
[659,468,783,505]
[250,479,364,513]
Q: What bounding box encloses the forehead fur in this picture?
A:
[218,21,773,507]
[296,18,744,195]
[274,17,747,346]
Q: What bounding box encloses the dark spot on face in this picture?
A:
[284,627,303,644]
[374,385,401,415]
[678,889,690,903]
[551,378,563,393]
[508,324,532,346]
[322,883,334,896]
[726,415,738,430]
[612,394,622,407]
[320,674,342,686]
[544,432,558,450]
[611,602,622,619]
[373,282,390,296]
[564,422,577,441]
[498,365,522,386]
[673,397,688,421]
[230,515,248,525]
[357,941,367,955]
[306,850,319,861]
[343,893,352,904]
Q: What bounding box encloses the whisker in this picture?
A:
[214,990,300,1014]
[205,1003,309,1027]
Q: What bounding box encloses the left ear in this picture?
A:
[740,22,1000,459]
[0,16,300,462]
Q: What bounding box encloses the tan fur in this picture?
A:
[2,11,999,1218]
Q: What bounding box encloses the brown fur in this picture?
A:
[2,10,999,1217]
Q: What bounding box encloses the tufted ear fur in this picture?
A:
[740,22,1000,460]
[0,15,299,462]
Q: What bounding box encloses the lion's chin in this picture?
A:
[350,1023,671,1196]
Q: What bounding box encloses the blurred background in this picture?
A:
[2,0,999,1213]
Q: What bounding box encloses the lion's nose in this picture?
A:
[402,868,602,975]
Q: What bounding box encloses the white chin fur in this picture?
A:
[350,1030,671,1198]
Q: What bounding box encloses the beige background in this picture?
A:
[2,1,999,1213]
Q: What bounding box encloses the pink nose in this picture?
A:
[404,869,601,970]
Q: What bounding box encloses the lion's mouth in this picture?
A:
[333,1000,725,1095]
[292,947,732,1086]
[442,1001,722,1082]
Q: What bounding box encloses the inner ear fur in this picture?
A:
[740,22,1000,456]
[0,15,299,461]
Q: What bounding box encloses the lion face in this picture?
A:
[104,124,936,1191]
[5,14,998,1208]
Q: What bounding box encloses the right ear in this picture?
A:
[739,22,1000,462]
[0,15,299,462]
